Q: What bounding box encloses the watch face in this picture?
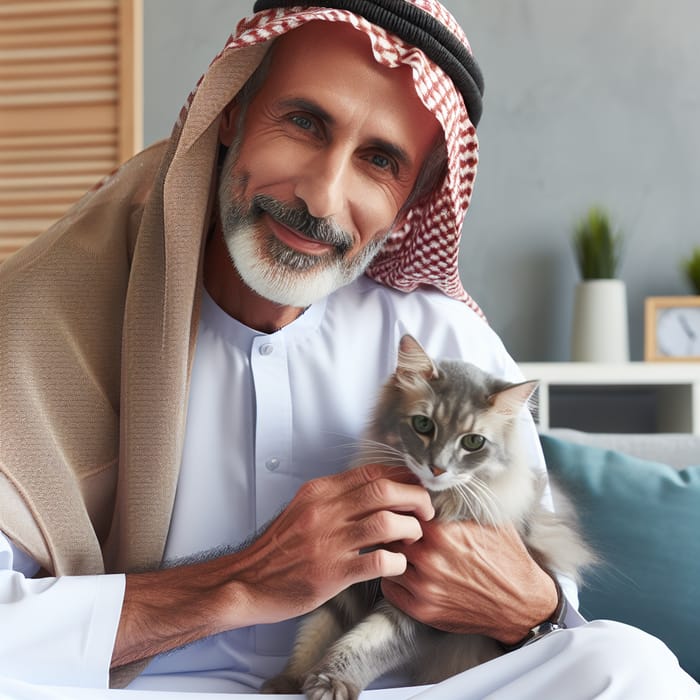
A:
[657,307,700,357]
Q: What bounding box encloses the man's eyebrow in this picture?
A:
[277,97,335,125]
[366,138,411,170]
[277,97,412,169]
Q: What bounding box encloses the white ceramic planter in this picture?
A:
[571,279,630,362]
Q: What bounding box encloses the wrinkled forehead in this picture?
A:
[261,22,441,149]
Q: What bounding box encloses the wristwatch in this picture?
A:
[501,579,568,652]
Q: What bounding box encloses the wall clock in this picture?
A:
[644,296,700,361]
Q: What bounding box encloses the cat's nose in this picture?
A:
[429,465,446,477]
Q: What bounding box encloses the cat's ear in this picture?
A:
[396,335,438,380]
[488,380,538,416]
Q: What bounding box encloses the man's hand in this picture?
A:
[380,518,558,645]
[221,463,434,622]
[112,463,434,668]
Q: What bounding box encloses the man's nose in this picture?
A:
[294,148,348,220]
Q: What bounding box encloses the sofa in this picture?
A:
[539,428,700,683]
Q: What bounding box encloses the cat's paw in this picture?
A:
[260,673,304,694]
[303,672,360,700]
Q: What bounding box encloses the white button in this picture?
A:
[265,457,280,471]
[259,343,274,356]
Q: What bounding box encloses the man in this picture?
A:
[0,1,696,698]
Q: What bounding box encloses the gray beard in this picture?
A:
[218,189,388,307]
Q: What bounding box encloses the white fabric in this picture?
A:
[0,536,124,688]
[1,277,695,696]
[0,622,697,698]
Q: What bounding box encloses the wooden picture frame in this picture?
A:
[644,296,700,361]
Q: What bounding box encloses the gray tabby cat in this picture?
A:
[262,335,595,700]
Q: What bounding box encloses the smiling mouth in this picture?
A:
[264,215,336,256]
[251,194,353,257]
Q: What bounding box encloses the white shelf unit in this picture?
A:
[517,362,700,435]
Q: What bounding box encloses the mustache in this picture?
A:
[251,194,353,255]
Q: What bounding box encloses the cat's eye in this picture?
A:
[411,415,435,435]
[460,434,486,452]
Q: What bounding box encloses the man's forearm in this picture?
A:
[111,556,252,669]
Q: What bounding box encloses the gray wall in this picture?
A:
[144,0,700,361]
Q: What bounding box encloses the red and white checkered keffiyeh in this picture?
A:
[180,1,484,318]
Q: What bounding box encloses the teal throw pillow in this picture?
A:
[540,434,700,682]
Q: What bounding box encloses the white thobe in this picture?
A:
[1,277,696,698]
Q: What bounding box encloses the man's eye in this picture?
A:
[369,153,396,173]
[290,114,314,131]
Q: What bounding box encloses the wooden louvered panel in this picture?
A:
[0,0,142,264]
[0,57,115,79]
[0,1,117,16]
[1,104,117,134]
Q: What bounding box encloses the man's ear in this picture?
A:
[219,102,239,146]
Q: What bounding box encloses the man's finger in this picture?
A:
[352,511,424,551]
[349,548,408,582]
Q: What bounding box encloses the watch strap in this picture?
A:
[501,578,567,652]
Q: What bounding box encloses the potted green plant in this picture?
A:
[570,206,629,362]
[681,247,700,294]
[572,206,623,279]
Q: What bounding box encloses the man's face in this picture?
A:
[217,21,442,307]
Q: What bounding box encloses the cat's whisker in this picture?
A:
[452,482,474,520]
[357,458,411,471]
[366,454,408,465]
[468,476,500,527]
[451,481,480,521]
[454,484,493,535]
[462,486,489,528]
[315,436,409,467]
[354,438,407,457]
[364,464,413,478]
[457,478,498,528]
[352,440,414,470]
